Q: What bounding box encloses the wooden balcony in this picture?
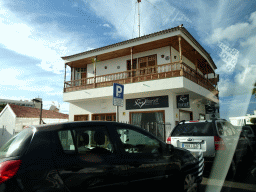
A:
[64,62,218,95]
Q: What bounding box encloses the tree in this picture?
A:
[252,82,256,98]
[250,118,256,125]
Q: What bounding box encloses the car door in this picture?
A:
[52,126,128,191]
[219,121,247,163]
[114,126,168,183]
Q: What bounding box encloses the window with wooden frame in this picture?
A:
[74,115,89,121]
[92,113,116,121]
[126,59,137,77]
[138,54,157,75]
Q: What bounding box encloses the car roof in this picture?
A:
[30,121,140,132]
[177,119,226,124]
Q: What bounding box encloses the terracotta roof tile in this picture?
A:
[9,104,69,119]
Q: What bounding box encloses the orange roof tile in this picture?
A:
[9,104,69,119]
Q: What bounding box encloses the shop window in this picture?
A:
[92,113,116,121]
[74,115,89,121]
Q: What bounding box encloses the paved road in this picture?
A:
[200,160,256,192]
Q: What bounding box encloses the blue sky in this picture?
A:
[0,0,256,120]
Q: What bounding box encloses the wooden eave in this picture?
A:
[63,26,216,75]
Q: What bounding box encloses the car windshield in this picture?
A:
[0,128,33,158]
[171,122,214,136]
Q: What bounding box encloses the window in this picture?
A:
[57,127,114,155]
[92,113,116,121]
[117,127,161,154]
[138,55,157,75]
[217,121,236,136]
[74,127,114,154]
[58,130,75,152]
[74,115,89,121]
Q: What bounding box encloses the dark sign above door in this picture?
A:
[126,95,169,110]
[177,94,190,108]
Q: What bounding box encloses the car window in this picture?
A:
[58,126,114,154]
[220,121,236,136]
[117,127,161,154]
[58,130,75,152]
[171,122,214,136]
[243,127,253,135]
[0,128,33,158]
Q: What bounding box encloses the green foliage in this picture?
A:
[252,82,256,98]
[250,118,256,125]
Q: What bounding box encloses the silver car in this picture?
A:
[167,119,252,179]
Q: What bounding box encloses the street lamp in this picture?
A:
[32,98,43,125]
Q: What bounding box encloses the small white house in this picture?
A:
[0,104,69,147]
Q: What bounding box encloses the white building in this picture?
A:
[61,25,219,139]
[229,110,256,126]
[0,104,69,147]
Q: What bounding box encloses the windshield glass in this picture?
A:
[171,122,214,136]
[0,128,33,158]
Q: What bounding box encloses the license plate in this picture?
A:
[182,143,201,149]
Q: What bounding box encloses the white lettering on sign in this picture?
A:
[116,85,123,98]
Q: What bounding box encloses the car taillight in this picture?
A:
[0,160,21,184]
[167,137,171,144]
[214,136,226,150]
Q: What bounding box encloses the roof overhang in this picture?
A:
[62,26,217,74]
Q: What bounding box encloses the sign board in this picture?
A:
[126,95,169,110]
[113,83,124,106]
[205,105,215,114]
[177,94,190,108]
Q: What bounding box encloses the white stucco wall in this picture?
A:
[0,106,16,147]
[69,89,206,138]
[15,118,69,131]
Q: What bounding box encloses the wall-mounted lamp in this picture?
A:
[123,112,126,116]
[161,54,165,58]
[117,66,120,69]
[105,66,107,69]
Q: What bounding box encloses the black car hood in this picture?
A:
[171,146,198,168]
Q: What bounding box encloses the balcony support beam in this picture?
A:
[131,47,133,83]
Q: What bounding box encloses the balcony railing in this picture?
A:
[64,62,218,94]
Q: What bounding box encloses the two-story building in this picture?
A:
[62,25,219,137]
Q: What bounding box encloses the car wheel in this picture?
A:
[183,174,199,192]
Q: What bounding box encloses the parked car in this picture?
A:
[234,126,256,153]
[0,121,204,192]
[167,119,253,179]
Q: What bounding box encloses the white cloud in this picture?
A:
[208,11,256,44]
[102,24,111,28]
[0,3,88,74]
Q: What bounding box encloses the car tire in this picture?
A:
[182,174,199,192]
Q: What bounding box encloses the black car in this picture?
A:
[0,121,204,192]
[168,119,253,179]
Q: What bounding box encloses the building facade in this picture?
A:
[62,25,219,138]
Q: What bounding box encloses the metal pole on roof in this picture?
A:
[138,0,141,37]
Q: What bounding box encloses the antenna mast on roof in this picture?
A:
[137,0,141,37]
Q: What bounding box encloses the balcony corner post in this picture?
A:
[131,47,133,83]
